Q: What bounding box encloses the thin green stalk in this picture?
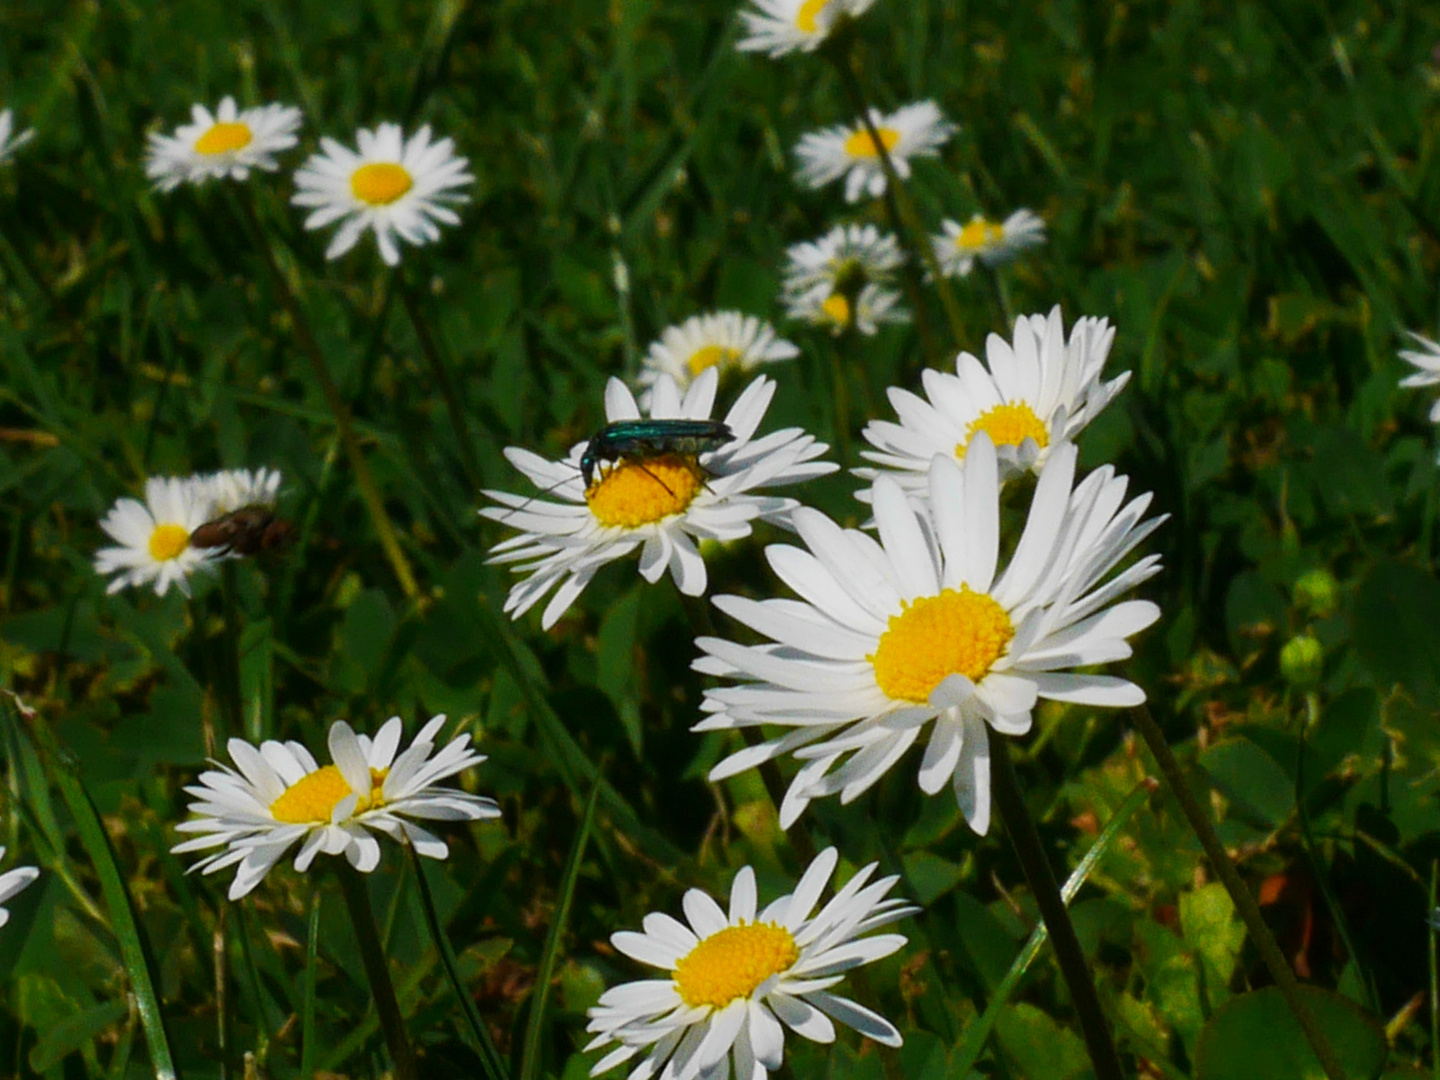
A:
[220,563,244,740]
[300,891,321,1080]
[988,731,1124,1080]
[521,778,602,1080]
[1430,862,1438,1080]
[409,847,510,1080]
[1131,704,1347,1080]
[233,188,421,602]
[214,905,230,1080]
[336,865,418,1080]
[826,51,966,357]
[16,698,180,1080]
[954,780,1155,1076]
[825,337,854,467]
[398,279,484,491]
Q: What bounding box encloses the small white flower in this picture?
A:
[933,209,1046,278]
[197,467,284,516]
[695,437,1163,833]
[145,97,302,192]
[736,0,878,58]
[796,101,955,203]
[782,224,907,336]
[0,847,39,929]
[858,306,1129,488]
[292,123,472,266]
[172,715,500,901]
[481,367,835,630]
[1400,332,1440,457]
[0,108,35,167]
[94,476,221,597]
[638,312,798,404]
[586,847,914,1080]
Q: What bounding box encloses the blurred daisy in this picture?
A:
[94,475,220,597]
[736,0,878,57]
[782,224,906,336]
[292,123,472,266]
[933,209,1046,278]
[0,848,38,929]
[173,714,500,901]
[1399,332,1440,455]
[638,312,798,404]
[482,367,835,630]
[796,102,955,203]
[696,437,1163,833]
[0,109,35,167]
[145,97,302,192]
[586,846,914,1079]
[858,306,1129,488]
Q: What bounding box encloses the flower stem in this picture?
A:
[398,278,484,492]
[827,52,967,360]
[988,730,1124,1080]
[1131,704,1347,1080]
[336,864,418,1080]
[233,188,421,603]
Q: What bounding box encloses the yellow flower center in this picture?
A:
[795,0,830,33]
[688,345,742,379]
[194,122,253,156]
[269,764,388,824]
[350,163,414,206]
[148,523,191,562]
[842,126,902,158]
[821,293,852,326]
[586,454,704,528]
[871,587,1014,702]
[956,402,1050,457]
[673,922,800,1009]
[956,219,1005,251]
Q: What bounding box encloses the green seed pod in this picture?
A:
[1293,568,1339,618]
[1280,634,1324,689]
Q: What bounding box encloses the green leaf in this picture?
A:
[1195,986,1386,1080]
[596,586,643,756]
[1199,737,1295,829]
[901,850,964,905]
[1181,883,1245,1007]
[29,998,128,1071]
[994,1002,1089,1080]
[1353,561,1440,707]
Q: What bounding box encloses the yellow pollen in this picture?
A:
[269,764,388,824]
[956,219,1005,251]
[688,344,742,379]
[350,162,414,206]
[795,0,830,33]
[673,922,800,1009]
[194,122,253,156]
[842,126,902,158]
[148,523,191,562]
[956,402,1049,457]
[586,454,704,528]
[870,587,1014,703]
[821,293,852,326]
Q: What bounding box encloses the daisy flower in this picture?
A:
[695,436,1163,833]
[1399,332,1440,455]
[94,475,221,597]
[145,97,302,192]
[795,102,955,203]
[782,224,907,336]
[736,0,878,57]
[172,714,500,901]
[292,123,473,266]
[0,848,38,929]
[933,209,1046,279]
[586,846,914,1079]
[638,312,799,405]
[0,109,35,167]
[196,467,283,516]
[858,306,1129,488]
[481,367,835,630]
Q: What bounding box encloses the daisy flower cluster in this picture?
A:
[93,467,283,597]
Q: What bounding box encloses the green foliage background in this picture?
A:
[1,0,1440,1076]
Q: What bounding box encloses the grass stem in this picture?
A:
[336,864,418,1080]
[398,278,484,492]
[989,730,1124,1080]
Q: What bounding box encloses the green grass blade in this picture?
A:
[12,696,181,1080]
[301,890,321,1079]
[409,846,511,1080]
[951,779,1155,1077]
[520,778,602,1080]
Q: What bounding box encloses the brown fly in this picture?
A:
[189,504,295,557]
